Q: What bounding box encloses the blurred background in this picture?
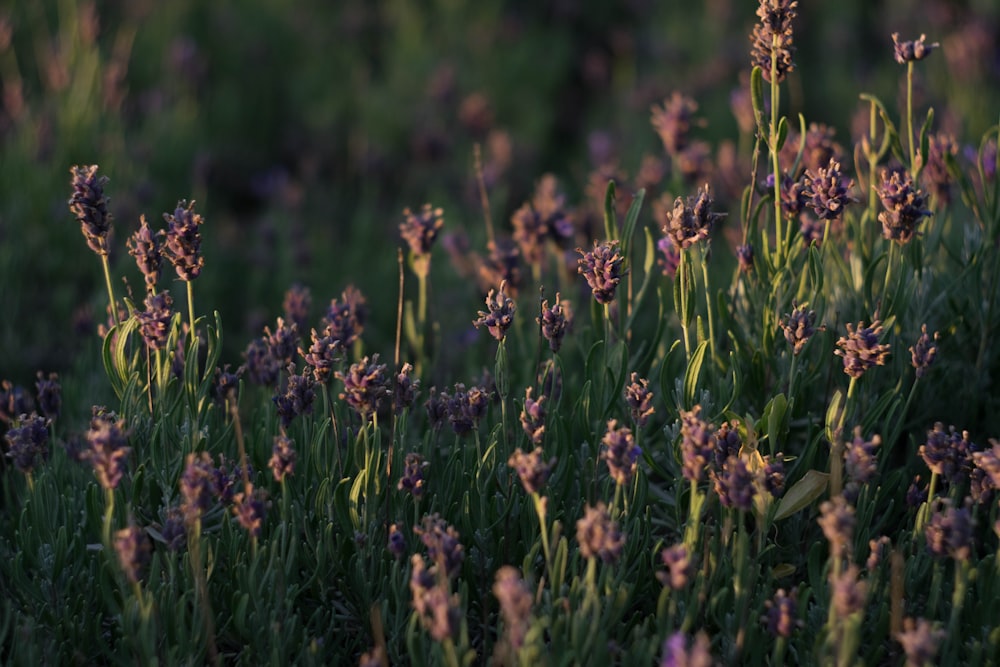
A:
[1,0,998,388]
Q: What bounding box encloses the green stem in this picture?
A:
[103,487,115,551]
[100,254,120,329]
[907,61,916,171]
[700,247,717,369]
[770,42,784,267]
[186,280,196,341]
[679,251,692,360]
[532,492,552,586]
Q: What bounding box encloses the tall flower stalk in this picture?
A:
[69,165,120,329]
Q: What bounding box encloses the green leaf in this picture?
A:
[603,180,617,242]
[683,341,709,408]
[619,188,646,263]
[825,389,845,443]
[774,470,830,521]
[915,107,934,179]
[750,66,765,133]
[766,393,788,453]
[775,116,788,152]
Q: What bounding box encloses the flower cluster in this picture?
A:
[409,554,460,642]
[282,283,312,333]
[127,215,164,293]
[114,521,151,585]
[473,281,516,341]
[781,301,818,355]
[650,92,702,157]
[322,286,368,349]
[577,240,626,304]
[661,185,723,250]
[925,500,973,561]
[835,319,890,378]
[657,544,694,591]
[897,618,946,667]
[4,412,50,475]
[440,383,491,435]
[818,495,856,558]
[909,325,939,378]
[232,485,268,538]
[802,159,855,222]
[34,372,61,420]
[920,422,975,485]
[400,204,445,258]
[269,434,297,482]
[415,513,465,579]
[84,409,131,490]
[336,355,390,419]
[163,199,205,281]
[69,164,113,256]
[711,455,756,511]
[679,406,716,482]
[844,427,880,502]
[398,452,429,499]
[876,169,931,244]
[601,419,641,487]
[624,373,654,428]
[749,0,798,83]
[137,291,174,351]
[508,446,556,495]
[892,33,939,64]
[576,502,625,564]
[519,387,546,445]
[273,364,315,428]
[538,294,572,352]
[764,589,800,638]
[393,362,420,413]
[660,631,713,667]
[493,566,533,651]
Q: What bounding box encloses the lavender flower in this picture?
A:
[972,439,1000,489]
[924,500,973,561]
[919,422,972,485]
[624,373,654,428]
[114,521,151,585]
[835,319,890,378]
[921,133,957,204]
[34,372,61,421]
[511,202,548,267]
[909,325,939,379]
[359,646,387,667]
[844,426,880,503]
[764,589,799,638]
[897,617,946,667]
[336,354,390,419]
[282,283,312,334]
[400,204,444,257]
[576,502,625,564]
[661,185,723,250]
[578,240,626,304]
[157,505,187,552]
[519,387,546,445]
[601,419,641,487]
[802,159,855,222]
[892,33,939,64]
[398,453,429,499]
[474,281,516,341]
[712,455,756,511]
[650,92,702,157]
[679,406,716,483]
[538,294,572,352]
[779,174,808,218]
[906,476,928,509]
[415,513,464,579]
[660,631,713,667]
[393,363,420,413]
[162,200,205,281]
[0,380,33,425]
[443,383,491,435]
[137,290,174,351]
[763,454,786,497]
[479,238,523,298]
[322,286,368,348]
[780,301,818,355]
[749,0,798,84]
[232,485,267,537]
[818,495,855,558]
[424,387,448,428]
[713,422,741,469]
[269,434,297,482]
[264,317,300,366]
[388,524,406,559]
[657,544,694,591]
[302,327,342,384]
[69,164,113,256]
[508,446,556,495]
[211,364,241,406]
[866,536,891,572]
[657,235,681,277]
[242,337,280,387]
[736,243,754,273]
[493,566,533,650]
[127,215,164,293]
[830,564,867,618]
[4,413,49,474]
[180,451,216,524]
[273,364,315,428]
[84,411,131,490]
[876,169,931,244]
[409,555,460,642]
[784,123,845,176]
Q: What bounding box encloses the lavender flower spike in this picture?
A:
[114,521,151,585]
[601,419,641,487]
[163,199,205,281]
[127,215,164,293]
[892,33,939,64]
[577,240,626,304]
[876,169,931,245]
[69,164,113,256]
[508,446,555,495]
[835,319,890,378]
[576,502,625,564]
[750,0,798,84]
[474,280,516,341]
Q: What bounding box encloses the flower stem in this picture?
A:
[100,255,120,329]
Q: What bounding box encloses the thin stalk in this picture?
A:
[679,251,692,360]
[186,280,196,342]
[100,254,120,329]
[699,246,717,368]
[906,61,916,171]
[770,39,784,267]
[531,492,552,586]
[102,486,115,551]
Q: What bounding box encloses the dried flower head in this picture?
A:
[764,588,800,638]
[269,434,297,482]
[909,325,939,378]
[538,293,572,352]
[162,199,205,281]
[4,412,49,475]
[897,617,946,667]
[336,354,390,419]
[577,240,626,304]
[511,202,548,267]
[919,422,973,485]
[282,283,312,334]
[400,204,444,257]
[398,453,429,500]
[835,319,890,378]
[601,419,641,487]
[415,513,464,579]
[650,92,703,157]
[519,387,546,445]
[69,164,113,256]
[34,372,61,421]
[232,485,267,538]
[114,521,151,585]
[624,373,654,428]
[302,327,342,384]
[264,317,300,366]
[657,544,694,591]
[273,364,315,428]
[508,446,556,495]
[127,215,164,293]
[474,281,516,341]
[659,630,713,667]
[802,159,856,222]
[576,502,625,564]
[679,406,716,483]
[750,0,798,83]
[137,290,174,351]
[322,286,368,348]
[661,185,723,250]
[818,495,856,558]
[84,410,131,490]
[924,499,973,561]
[493,566,533,650]
[876,169,932,244]
[393,362,420,413]
[892,33,939,64]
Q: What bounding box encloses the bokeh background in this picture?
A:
[1,0,998,388]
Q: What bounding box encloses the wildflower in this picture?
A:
[511,202,548,267]
[712,422,741,469]
[921,133,957,205]
[302,327,342,384]
[264,317,299,366]
[919,422,972,485]
[416,514,465,581]
[156,505,187,552]
[137,290,174,351]
[657,543,694,591]
[844,426,880,503]
[602,419,641,487]
[212,454,242,505]
[34,372,61,421]
[443,383,491,435]
[897,617,946,667]
[493,566,533,650]
[835,319,890,378]
[269,434,296,482]
[180,451,216,524]
[69,164,113,256]
[799,213,826,247]
[479,238,524,297]
[661,185,723,250]
[519,387,546,445]
[401,204,445,258]
[474,281,516,341]
[162,200,205,281]
[749,0,798,84]
[84,410,131,490]
[232,485,267,537]
[424,387,448,428]
[866,536,891,572]
[657,235,681,277]
[336,354,390,419]
[650,92,702,157]
[906,475,928,509]
[794,124,846,177]
[624,373,654,428]
[0,380,33,425]
[972,439,1000,489]
[829,564,867,618]
[779,173,808,218]
[679,406,716,483]
[876,169,931,244]
[802,159,855,222]
[736,244,754,273]
[4,412,49,474]
[508,446,556,495]
[576,502,625,564]
[892,33,939,64]
[762,454,786,496]
[538,294,572,352]
[764,589,799,638]
[273,364,315,428]
[282,283,312,334]
[712,455,756,511]
[398,453,429,499]
[409,555,460,642]
[127,215,164,293]
[577,240,626,304]
[388,523,406,559]
[924,500,973,561]
[909,325,939,379]
[660,631,713,667]
[242,337,281,387]
[211,365,241,406]
[818,495,855,558]
[114,521,151,585]
[322,286,368,348]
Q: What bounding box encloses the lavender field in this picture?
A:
[2,1,1000,665]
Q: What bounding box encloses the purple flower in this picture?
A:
[84,410,131,490]
[34,372,61,421]
[4,412,50,474]
[322,286,368,348]
[818,496,855,558]
[282,283,311,334]
[424,387,448,429]
[680,406,716,483]
[624,373,654,428]
[909,325,939,378]
[511,202,547,267]
[264,317,300,366]
[479,238,523,298]
[127,215,164,294]
[242,337,281,387]
[830,564,867,618]
[400,204,444,257]
[0,380,33,425]
[972,439,1000,489]
[162,200,205,281]
[779,174,808,218]
[661,185,723,250]
[660,631,713,667]
[156,505,187,552]
[232,485,267,537]
[388,523,406,559]
[69,164,113,256]
[877,169,931,244]
[336,354,390,419]
[211,364,241,406]
[802,159,855,222]
[114,521,151,585]
[576,502,625,564]
[302,327,342,384]
[650,92,702,157]
[906,476,928,509]
[473,281,516,341]
[835,319,890,378]
[866,536,891,572]
[273,364,315,428]
[415,514,464,580]
[577,240,626,304]
[897,617,945,667]
[712,455,756,511]
[925,500,973,561]
[764,589,799,638]
[409,554,460,642]
[657,235,681,277]
[844,426,881,503]
[892,33,939,64]
[393,363,420,413]
[269,434,297,482]
[181,451,216,524]
[508,446,556,495]
[443,383,491,435]
[657,544,694,591]
[398,453,429,499]
[749,0,798,84]
[538,294,572,352]
[712,422,741,469]
[519,387,546,445]
[921,133,957,205]
[601,419,641,487]
[736,244,754,273]
[137,291,174,351]
[919,422,973,485]
[781,301,818,355]
[763,454,786,497]
[493,566,533,650]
